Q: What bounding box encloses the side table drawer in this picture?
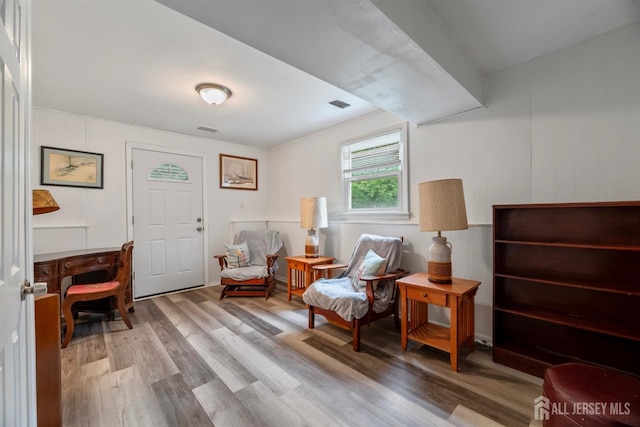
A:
[407,288,448,307]
[288,259,308,271]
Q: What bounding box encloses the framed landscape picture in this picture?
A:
[219,154,258,190]
[41,146,104,189]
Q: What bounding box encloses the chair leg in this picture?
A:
[61,297,76,349]
[265,279,276,300]
[352,319,361,352]
[393,303,400,331]
[308,307,315,329]
[116,294,133,329]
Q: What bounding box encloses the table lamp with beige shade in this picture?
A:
[418,179,468,283]
[300,196,328,258]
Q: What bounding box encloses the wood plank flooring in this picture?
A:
[61,284,543,427]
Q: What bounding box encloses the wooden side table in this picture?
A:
[285,255,335,301]
[397,273,481,372]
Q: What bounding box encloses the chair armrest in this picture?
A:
[266,254,279,269]
[359,273,396,282]
[360,268,408,282]
[312,263,348,279]
[361,269,409,321]
[312,263,348,271]
[213,254,227,270]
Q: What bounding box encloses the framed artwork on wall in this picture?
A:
[219,154,258,190]
[41,146,104,189]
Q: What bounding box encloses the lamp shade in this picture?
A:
[32,189,60,215]
[418,179,468,232]
[300,197,328,229]
[196,83,232,105]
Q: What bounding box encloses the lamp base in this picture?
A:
[428,261,452,284]
[305,229,319,258]
[305,247,319,258]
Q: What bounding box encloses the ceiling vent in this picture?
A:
[329,99,351,109]
[197,125,219,133]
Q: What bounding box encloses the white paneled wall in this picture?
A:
[32,109,271,282]
[266,22,640,343]
[528,23,640,202]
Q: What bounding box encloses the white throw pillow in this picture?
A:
[225,242,251,268]
[352,249,387,290]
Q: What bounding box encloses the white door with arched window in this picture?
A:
[130,147,206,298]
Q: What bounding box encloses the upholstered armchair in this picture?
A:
[302,234,406,351]
[214,229,283,300]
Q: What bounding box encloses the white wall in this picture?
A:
[31,109,271,282]
[266,22,640,344]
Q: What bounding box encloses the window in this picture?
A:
[342,124,408,219]
[148,163,190,182]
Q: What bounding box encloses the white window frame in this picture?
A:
[341,123,409,220]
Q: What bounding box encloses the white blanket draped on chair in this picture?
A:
[302,234,403,321]
[220,229,282,281]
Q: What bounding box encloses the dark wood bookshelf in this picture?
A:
[492,202,640,378]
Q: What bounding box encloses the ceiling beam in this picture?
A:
[155,0,484,125]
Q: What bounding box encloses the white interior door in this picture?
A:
[132,148,205,298]
[0,0,35,424]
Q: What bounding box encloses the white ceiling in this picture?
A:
[32,0,640,149]
[425,0,640,73]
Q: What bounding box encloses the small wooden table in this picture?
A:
[285,255,335,301]
[397,273,481,372]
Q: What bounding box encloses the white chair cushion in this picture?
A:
[220,265,268,281]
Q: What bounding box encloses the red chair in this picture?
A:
[61,241,134,348]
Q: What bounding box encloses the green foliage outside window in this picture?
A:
[351,176,398,208]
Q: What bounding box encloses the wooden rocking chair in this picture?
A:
[214,229,283,300]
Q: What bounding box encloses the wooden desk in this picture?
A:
[34,247,133,315]
[285,255,335,301]
[397,273,480,372]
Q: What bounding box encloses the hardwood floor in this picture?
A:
[61,284,543,427]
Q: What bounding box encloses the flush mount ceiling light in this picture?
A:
[196,83,232,105]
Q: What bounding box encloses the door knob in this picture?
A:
[197,226,204,232]
[21,281,48,300]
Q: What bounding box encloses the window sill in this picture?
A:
[338,211,412,222]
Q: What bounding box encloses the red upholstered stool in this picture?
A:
[542,363,640,426]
